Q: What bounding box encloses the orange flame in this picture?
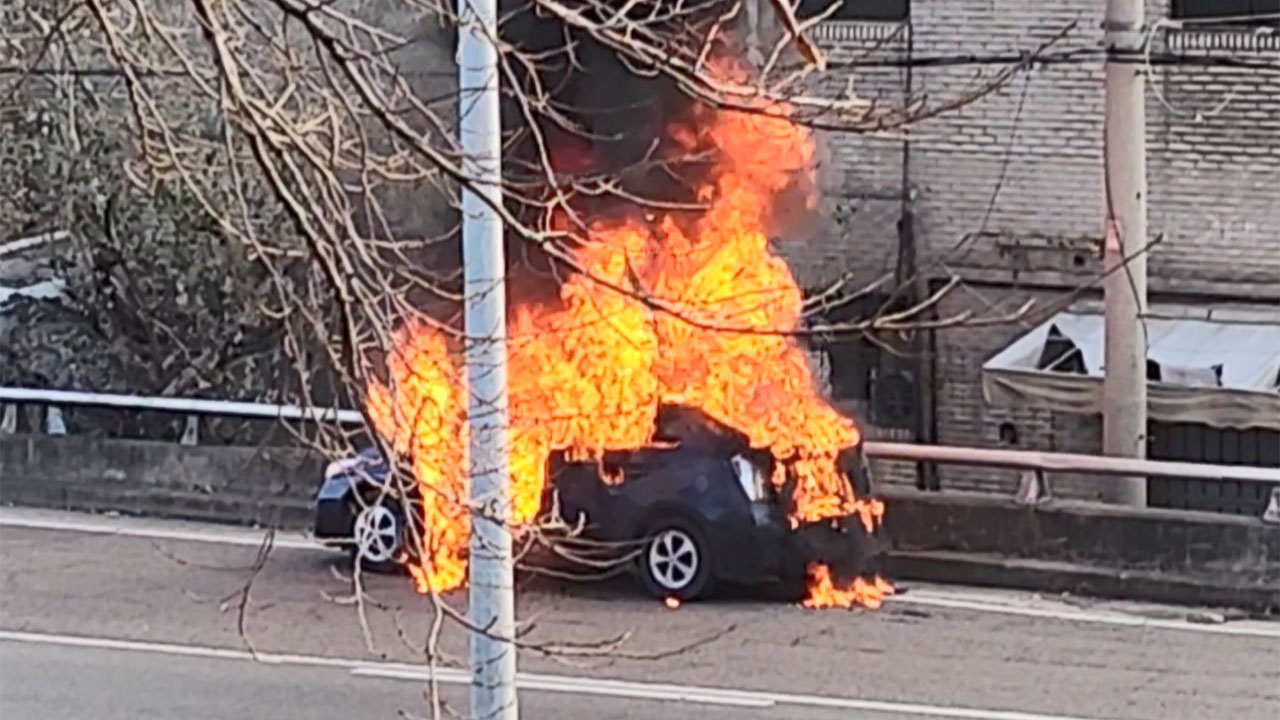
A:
[802,564,896,610]
[365,60,886,606]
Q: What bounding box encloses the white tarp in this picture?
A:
[982,309,1280,430]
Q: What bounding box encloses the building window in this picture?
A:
[827,333,879,401]
[869,365,917,429]
[828,336,918,429]
[797,0,909,22]
[817,291,917,430]
[819,292,888,402]
[1170,0,1280,25]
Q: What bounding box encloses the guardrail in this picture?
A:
[3,386,1278,521]
[863,441,1280,522]
[863,442,1280,485]
[0,387,362,444]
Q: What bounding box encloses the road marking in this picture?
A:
[349,666,775,709]
[0,629,1102,719]
[3,508,1277,639]
[0,508,322,551]
[351,665,1108,719]
[890,592,1280,639]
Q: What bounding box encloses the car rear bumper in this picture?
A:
[786,515,887,584]
[707,510,885,588]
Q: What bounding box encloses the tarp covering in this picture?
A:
[982,309,1280,430]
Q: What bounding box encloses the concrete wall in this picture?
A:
[802,2,1279,492]
[883,487,1280,612]
[0,435,322,528]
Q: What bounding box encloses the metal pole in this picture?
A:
[458,0,518,714]
[1101,0,1149,505]
[0,387,365,424]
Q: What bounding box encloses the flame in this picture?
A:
[802,564,896,610]
[365,59,887,606]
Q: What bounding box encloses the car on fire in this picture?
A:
[312,404,886,600]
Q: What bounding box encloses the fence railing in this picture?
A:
[3,386,1278,521]
[0,387,362,423]
[863,441,1280,485]
[0,387,361,444]
[864,440,1280,522]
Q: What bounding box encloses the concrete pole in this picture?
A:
[1100,0,1149,506]
[458,0,518,715]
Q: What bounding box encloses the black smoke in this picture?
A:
[493,1,743,301]
[498,0,729,203]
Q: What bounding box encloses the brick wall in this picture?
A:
[1148,25,1280,290]
[909,0,1107,276]
[900,0,1279,290]
[804,1,1278,493]
[777,22,910,292]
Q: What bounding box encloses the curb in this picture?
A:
[887,549,1280,615]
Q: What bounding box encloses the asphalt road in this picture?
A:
[1,508,1277,720]
[1,639,899,720]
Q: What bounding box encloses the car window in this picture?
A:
[730,454,768,502]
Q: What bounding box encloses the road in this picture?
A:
[3,638,891,720]
[1,507,1277,720]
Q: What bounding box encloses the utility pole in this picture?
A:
[458,0,518,714]
[1101,0,1149,506]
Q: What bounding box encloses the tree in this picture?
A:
[2,0,341,441]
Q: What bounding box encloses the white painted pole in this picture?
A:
[458,0,518,714]
[1101,0,1149,506]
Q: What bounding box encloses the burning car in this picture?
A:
[312,405,886,600]
[330,90,898,607]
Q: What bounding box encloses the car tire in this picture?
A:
[638,517,714,601]
[350,495,405,574]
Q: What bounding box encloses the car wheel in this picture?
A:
[638,518,714,601]
[351,497,404,574]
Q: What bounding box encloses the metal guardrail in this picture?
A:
[864,441,1280,522]
[3,385,1278,520]
[0,387,363,424]
[862,441,1280,485]
[0,387,362,444]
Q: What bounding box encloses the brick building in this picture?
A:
[778,0,1280,504]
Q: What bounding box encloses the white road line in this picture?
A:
[0,629,1102,719]
[3,508,1277,639]
[0,509,322,551]
[351,665,1106,719]
[349,666,775,708]
[889,593,1280,639]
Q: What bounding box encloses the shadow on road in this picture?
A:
[297,548,801,607]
